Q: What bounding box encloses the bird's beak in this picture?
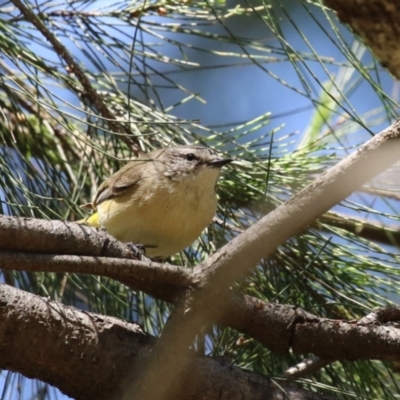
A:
[208,157,233,168]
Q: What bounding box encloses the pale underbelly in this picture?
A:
[97,193,216,258]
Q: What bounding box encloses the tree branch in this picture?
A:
[284,356,336,378]
[0,251,190,302]
[318,212,400,247]
[324,0,400,79]
[0,252,191,288]
[2,216,400,367]
[126,120,400,399]
[0,217,400,372]
[0,283,333,400]
[0,215,137,259]
[10,0,140,153]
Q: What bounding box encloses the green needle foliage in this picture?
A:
[0,0,400,398]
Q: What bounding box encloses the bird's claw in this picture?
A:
[126,243,146,259]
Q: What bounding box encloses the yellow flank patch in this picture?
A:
[76,212,101,228]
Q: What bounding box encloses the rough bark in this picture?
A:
[324,0,400,79]
[0,283,333,400]
[2,228,400,363]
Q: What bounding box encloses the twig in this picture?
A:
[10,0,140,154]
[318,212,400,247]
[360,186,400,201]
[358,306,400,325]
[213,217,243,233]
[284,356,335,378]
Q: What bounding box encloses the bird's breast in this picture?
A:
[97,181,217,258]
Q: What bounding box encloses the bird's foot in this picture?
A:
[126,243,146,260]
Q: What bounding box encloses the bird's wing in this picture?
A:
[92,161,145,207]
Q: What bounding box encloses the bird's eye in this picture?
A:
[186,153,196,161]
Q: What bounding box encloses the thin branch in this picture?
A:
[284,356,335,378]
[10,0,140,153]
[360,185,400,201]
[0,252,191,291]
[213,216,244,233]
[318,212,400,247]
[40,7,167,19]
[358,306,400,325]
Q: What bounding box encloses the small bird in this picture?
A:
[79,145,232,259]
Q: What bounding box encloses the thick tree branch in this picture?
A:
[324,0,400,79]
[0,215,137,259]
[0,283,333,400]
[3,222,400,364]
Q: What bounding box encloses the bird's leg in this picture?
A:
[126,243,146,260]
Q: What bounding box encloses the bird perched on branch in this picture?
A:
[79,145,232,259]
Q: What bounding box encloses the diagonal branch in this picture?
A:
[126,120,400,400]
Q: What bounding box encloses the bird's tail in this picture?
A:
[76,212,101,228]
